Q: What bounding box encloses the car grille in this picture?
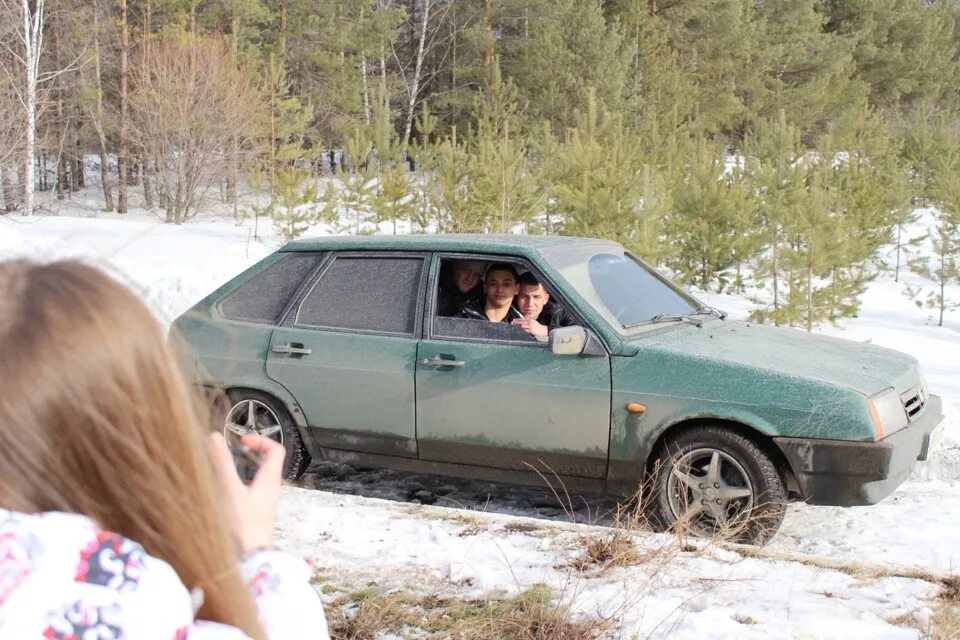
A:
[901,386,926,422]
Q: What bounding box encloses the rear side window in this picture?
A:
[219,252,323,324]
[295,256,424,336]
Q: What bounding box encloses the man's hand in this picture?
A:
[512,317,548,337]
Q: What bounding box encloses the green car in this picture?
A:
[172,235,944,543]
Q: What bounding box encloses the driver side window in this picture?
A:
[431,255,539,345]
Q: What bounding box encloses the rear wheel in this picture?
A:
[222,390,311,480]
[647,426,786,545]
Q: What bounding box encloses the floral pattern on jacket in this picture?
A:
[0,509,330,640]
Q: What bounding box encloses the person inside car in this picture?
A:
[436,259,484,316]
[458,263,523,323]
[512,271,574,338]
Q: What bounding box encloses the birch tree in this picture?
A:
[0,0,45,215]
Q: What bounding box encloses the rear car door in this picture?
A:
[266,252,427,458]
[415,254,612,481]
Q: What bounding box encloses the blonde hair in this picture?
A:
[0,260,264,639]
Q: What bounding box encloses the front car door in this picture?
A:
[266,252,427,458]
[415,254,612,485]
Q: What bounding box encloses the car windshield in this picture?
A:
[540,243,703,334]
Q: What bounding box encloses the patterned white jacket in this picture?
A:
[0,509,330,639]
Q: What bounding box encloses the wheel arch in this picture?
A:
[210,384,314,479]
[646,417,797,492]
[200,379,308,428]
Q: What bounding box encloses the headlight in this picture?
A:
[867,388,908,439]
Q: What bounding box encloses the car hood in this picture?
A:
[636,320,918,396]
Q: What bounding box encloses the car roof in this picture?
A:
[281,234,619,256]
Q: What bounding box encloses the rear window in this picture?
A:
[295,256,425,336]
[219,252,323,324]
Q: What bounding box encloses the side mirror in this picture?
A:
[549,326,587,355]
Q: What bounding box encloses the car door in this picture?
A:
[415,254,612,479]
[266,252,427,458]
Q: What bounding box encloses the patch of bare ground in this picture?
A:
[326,583,611,639]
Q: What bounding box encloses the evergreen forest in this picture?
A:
[3,0,960,328]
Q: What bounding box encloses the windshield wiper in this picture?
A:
[692,305,727,320]
[625,313,703,329]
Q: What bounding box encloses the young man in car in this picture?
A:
[436,260,484,316]
[458,263,523,323]
[511,271,573,338]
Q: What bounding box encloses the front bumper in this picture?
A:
[773,394,944,506]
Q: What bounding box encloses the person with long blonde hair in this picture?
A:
[0,259,329,639]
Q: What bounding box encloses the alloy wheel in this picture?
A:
[666,447,755,537]
[224,399,285,446]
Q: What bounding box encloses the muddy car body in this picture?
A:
[172,235,944,543]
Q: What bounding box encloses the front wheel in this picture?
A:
[646,426,786,545]
[222,390,311,480]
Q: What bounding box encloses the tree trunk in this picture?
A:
[20,0,44,215]
[771,240,780,323]
[54,8,67,201]
[92,0,114,211]
[74,133,84,189]
[118,0,129,214]
[1,167,15,212]
[360,7,371,126]
[402,0,430,149]
[895,222,902,283]
[57,154,67,200]
[143,159,154,209]
[228,16,239,219]
[483,0,493,67]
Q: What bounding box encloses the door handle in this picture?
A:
[418,356,465,368]
[272,344,313,356]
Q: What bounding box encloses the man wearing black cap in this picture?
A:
[436,260,484,316]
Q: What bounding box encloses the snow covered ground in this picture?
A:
[2,191,958,639]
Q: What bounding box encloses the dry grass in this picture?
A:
[939,575,960,602]
[571,529,640,573]
[325,583,611,640]
[327,588,418,639]
[928,602,960,640]
[503,521,541,534]
[927,577,960,640]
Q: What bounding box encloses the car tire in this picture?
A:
[222,389,311,481]
[646,425,787,545]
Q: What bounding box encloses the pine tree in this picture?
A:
[820,0,960,111]
[603,0,697,138]
[909,135,960,326]
[368,91,416,234]
[270,167,318,242]
[423,127,477,232]
[900,101,948,205]
[653,0,762,139]
[751,0,863,141]
[505,0,631,132]
[341,126,377,233]
[264,53,313,184]
[463,66,542,233]
[743,111,808,325]
[666,138,757,290]
[544,91,654,256]
[825,106,909,281]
